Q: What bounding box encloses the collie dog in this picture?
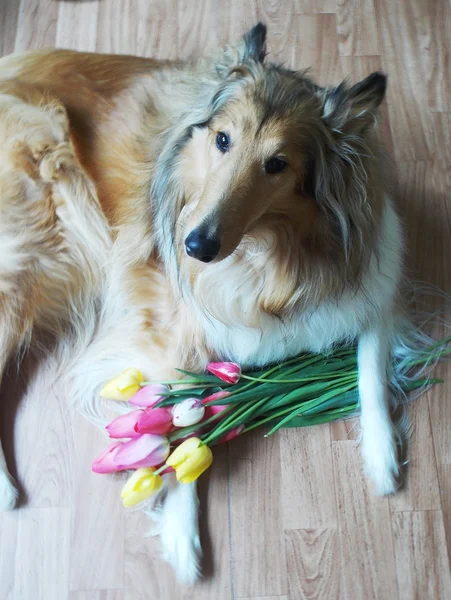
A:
[0,24,403,582]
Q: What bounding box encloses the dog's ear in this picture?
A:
[214,23,267,78]
[321,72,387,135]
[303,73,387,257]
[242,23,267,63]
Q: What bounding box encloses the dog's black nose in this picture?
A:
[184,230,220,262]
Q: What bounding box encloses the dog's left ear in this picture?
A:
[215,23,267,77]
[242,22,267,63]
[321,72,387,135]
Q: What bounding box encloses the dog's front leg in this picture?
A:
[155,473,201,584]
[358,322,399,495]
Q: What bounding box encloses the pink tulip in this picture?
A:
[218,425,245,443]
[172,399,205,427]
[106,410,142,439]
[129,384,170,408]
[202,390,231,404]
[106,407,173,438]
[114,434,170,470]
[136,407,173,435]
[204,404,228,420]
[92,441,125,473]
[207,362,241,384]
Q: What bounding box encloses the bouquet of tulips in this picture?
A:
[93,336,451,508]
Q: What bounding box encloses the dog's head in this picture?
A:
[153,23,387,309]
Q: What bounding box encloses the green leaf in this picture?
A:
[174,368,223,383]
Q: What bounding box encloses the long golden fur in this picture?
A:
[0,24,403,582]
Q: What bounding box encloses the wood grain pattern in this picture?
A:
[69,415,125,591]
[229,432,287,598]
[69,592,124,600]
[14,507,70,600]
[332,441,398,599]
[285,529,342,600]
[389,398,441,512]
[294,0,336,13]
[288,15,344,85]
[329,415,359,441]
[56,0,99,52]
[337,0,380,57]
[392,510,451,600]
[237,597,289,600]
[15,0,58,51]
[0,0,18,56]
[0,512,19,600]
[280,426,337,529]
[438,465,451,568]
[377,0,449,160]
[1,0,451,598]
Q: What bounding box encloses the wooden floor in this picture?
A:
[1,0,451,598]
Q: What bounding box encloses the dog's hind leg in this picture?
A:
[0,84,110,509]
[0,243,35,509]
[0,440,19,510]
[0,352,21,509]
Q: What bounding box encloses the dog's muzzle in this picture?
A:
[184,229,221,263]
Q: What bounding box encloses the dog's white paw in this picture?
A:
[156,473,202,585]
[361,421,400,496]
[159,518,202,585]
[0,469,19,510]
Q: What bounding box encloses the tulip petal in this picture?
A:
[204,404,228,419]
[100,368,145,401]
[114,434,170,469]
[202,390,231,404]
[121,467,163,508]
[129,384,170,408]
[106,410,142,439]
[206,362,241,384]
[172,399,205,427]
[218,424,245,443]
[166,437,213,484]
[136,407,173,435]
[92,441,124,473]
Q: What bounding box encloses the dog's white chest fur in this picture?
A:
[196,200,402,367]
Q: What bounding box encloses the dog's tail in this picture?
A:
[389,282,451,439]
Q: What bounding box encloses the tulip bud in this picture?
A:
[121,467,163,508]
[114,434,170,470]
[166,437,213,483]
[203,404,228,420]
[202,390,231,404]
[207,362,241,384]
[106,410,142,439]
[172,399,205,427]
[92,441,125,474]
[129,384,170,408]
[100,368,145,401]
[136,407,173,435]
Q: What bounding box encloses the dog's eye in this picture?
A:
[216,132,230,153]
[265,158,287,174]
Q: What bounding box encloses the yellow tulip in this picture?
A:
[120,467,163,508]
[166,437,213,484]
[100,368,144,401]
